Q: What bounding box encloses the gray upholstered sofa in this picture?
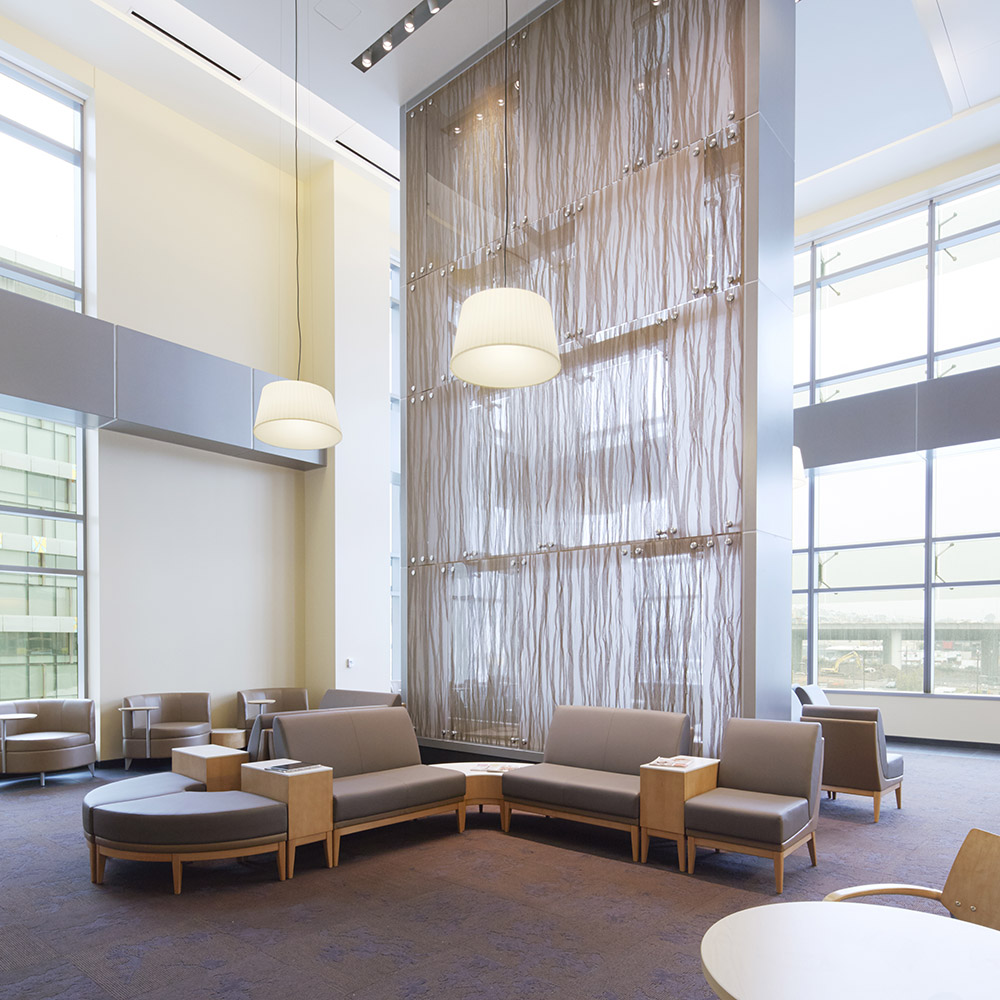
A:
[237,687,309,735]
[273,705,465,864]
[0,698,97,786]
[318,689,403,710]
[121,692,211,767]
[500,705,692,861]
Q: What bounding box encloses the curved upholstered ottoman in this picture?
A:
[89,789,288,893]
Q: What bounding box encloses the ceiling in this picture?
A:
[0,0,996,213]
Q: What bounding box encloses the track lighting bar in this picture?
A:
[352,0,455,73]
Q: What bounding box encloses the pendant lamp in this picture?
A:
[254,0,342,450]
[449,0,560,389]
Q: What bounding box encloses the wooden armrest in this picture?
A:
[824,883,943,903]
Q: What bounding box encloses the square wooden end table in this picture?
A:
[242,759,334,878]
[172,743,248,791]
[640,756,719,870]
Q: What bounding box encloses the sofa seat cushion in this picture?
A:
[502,763,640,821]
[885,753,904,780]
[83,772,206,835]
[146,722,211,739]
[331,765,465,823]
[6,731,91,753]
[92,791,286,846]
[685,787,810,845]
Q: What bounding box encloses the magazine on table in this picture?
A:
[647,755,698,769]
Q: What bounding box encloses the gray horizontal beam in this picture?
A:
[795,365,1000,468]
[0,288,324,471]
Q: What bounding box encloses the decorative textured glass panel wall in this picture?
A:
[404,0,753,754]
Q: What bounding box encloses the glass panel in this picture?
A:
[793,291,810,385]
[792,477,808,550]
[816,543,924,589]
[933,585,1000,695]
[937,183,1000,240]
[934,536,1000,584]
[0,415,77,513]
[0,131,78,281]
[817,210,928,277]
[0,275,77,311]
[792,592,808,686]
[793,248,811,288]
[934,441,1000,538]
[814,362,924,404]
[936,341,1000,379]
[0,68,79,147]
[816,257,927,380]
[815,456,925,547]
[817,588,924,692]
[792,551,809,590]
[0,514,78,570]
[935,232,1000,353]
[0,572,79,700]
[793,388,810,409]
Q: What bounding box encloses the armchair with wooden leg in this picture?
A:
[824,827,1000,931]
[685,718,824,894]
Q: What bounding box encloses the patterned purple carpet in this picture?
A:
[1,749,998,1000]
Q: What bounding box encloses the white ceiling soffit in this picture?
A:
[0,0,400,178]
[795,0,1000,218]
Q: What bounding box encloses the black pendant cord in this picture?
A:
[294,0,303,381]
[502,0,509,289]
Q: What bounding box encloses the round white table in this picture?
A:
[701,901,1000,1000]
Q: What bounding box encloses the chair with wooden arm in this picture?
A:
[824,827,1000,931]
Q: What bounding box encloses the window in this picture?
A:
[0,412,85,700]
[793,441,1000,697]
[390,260,402,693]
[794,174,1000,407]
[0,59,83,311]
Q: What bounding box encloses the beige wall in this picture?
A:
[1,16,397,757]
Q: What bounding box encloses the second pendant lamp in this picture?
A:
[253,0,342,451]
[449,0,560,390]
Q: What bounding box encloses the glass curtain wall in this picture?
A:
[0,412,85,700]
[0,58,83,310]
[390,261,402,693]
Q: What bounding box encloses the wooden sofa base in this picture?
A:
[501,800,641,862]
[686,830,817,894]
[88,835,287,894]
[824,781,902,823]
[332,798,465,866]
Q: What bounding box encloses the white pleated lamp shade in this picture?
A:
[253,379,343,450]
[450,287,561,388]
[793,445,807,489]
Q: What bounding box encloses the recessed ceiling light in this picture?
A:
[404,13,416,32]
[382,33,393,51]
[353,0,454,72]
[428,0,441,13]
[361,50,372,68]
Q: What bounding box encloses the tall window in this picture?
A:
[0,58,83,311]
[0,412,85,700]
[390,261,402,692]
[794,174,1000,407]
[793,442,1000,697]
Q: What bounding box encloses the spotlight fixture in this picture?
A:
[453,125,461,134]
[353,0,454,72]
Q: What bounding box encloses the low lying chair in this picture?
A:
[0,698,96,786]
[801,705,903,822]
[686,718,823,893]
[121,693,211,768]
[273,705,465,865]
[237,687,309,737]
[318,689,403,709]
[825,827,1000,931]
[501,705,691,861]
[793,684,830,707]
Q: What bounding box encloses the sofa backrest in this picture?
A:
[801,705,889,782]
[719,718,823,817]
[121,693,210,736]
[318,689,403,710]
[274,705,419,775]
[237,688,309,730]
[0,699,94,738]
[543,705,691,774]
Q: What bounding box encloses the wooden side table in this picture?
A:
[242,758,334,878]
[430,761,532,819]
[172,744,248,791]
[211,728,247,750]
[640,757,719,869]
